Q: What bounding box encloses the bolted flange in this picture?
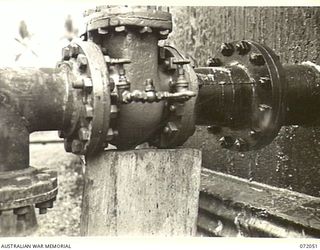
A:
[58,40,111,155]
[84,5,172,40]
[0,167,57,214]
[195,40,286,151]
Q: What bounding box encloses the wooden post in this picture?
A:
[80,148,201,236]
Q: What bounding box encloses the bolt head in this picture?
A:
[38,208,47,215]
[219,136,235,149]
[249,130,257,137]
[249,130,261,140]
[72,78,84,89]
[115,26,126,32]
[140,26,152,33]
[258,76,271,90]
[84,105,93,119]
[169,105,176,112]
[62,47,71,60]
[77,54,88,70]
[106,128,114,141]
[78,128,90,141]
[83,78,93,91]
[13,206,30,216]
[258,103,272,112]
[163,122,178,135]
[110,105,118,118]
[236,41,251,55]
[234,139,242,150]
[113,130,119,137]
[220,43,234,57]
[109,78,115,91]
[71,140,84,154]
[98,27,109,34]
[207,57,222,67]
[70,44,80,58]
[249,53,265,66]
[159,29,170,39]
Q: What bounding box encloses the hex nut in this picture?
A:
[250,53,265,66]
[79,128,91,141]
[220,43,234,57]
[71,140,84,154]
[236,41,251,55]
[140,26,152,33]
[77,54,88,71]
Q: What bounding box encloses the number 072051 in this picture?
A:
[300,244,318,248]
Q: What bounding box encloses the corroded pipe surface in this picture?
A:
[195,65,254,128]
[0,68,67,132]
[195,63,320,127]
[0,68,66,171]
[284,63,320,126]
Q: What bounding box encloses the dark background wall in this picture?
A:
[169,7,320,197]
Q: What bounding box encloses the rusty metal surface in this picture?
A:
[84,6,172,34]
[1,5,320,225]
[283,63,320,126]
[172,6,320,197]
[155,45,198,148]
[0,67,65,214]
[199,168,320,237]
[0,68,67,132]
[0,167,57,214]
[99,23,166,149]
[58,40,111,155]
[0,68,66,172]
[194,40,286,151]
[83,6,198,150]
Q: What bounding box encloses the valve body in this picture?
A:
[0,5,320,218]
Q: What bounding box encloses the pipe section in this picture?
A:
[0,68,66,171]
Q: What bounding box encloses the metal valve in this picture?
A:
[0,5,320,218]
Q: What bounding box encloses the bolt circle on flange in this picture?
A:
[58,40,111,155]
[83,6,172,40]
[0,167,57,214]
[213,40,286,151]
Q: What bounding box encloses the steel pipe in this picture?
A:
[0,68,67,171]
[195,63,320,128]
[0,5,320,218]
[283,63,320,126]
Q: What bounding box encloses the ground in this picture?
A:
[30,132,83,236]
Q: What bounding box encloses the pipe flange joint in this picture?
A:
[58,40,111,156]
[83,6,172,39]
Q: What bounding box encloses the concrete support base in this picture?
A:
[80,148,202,236]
